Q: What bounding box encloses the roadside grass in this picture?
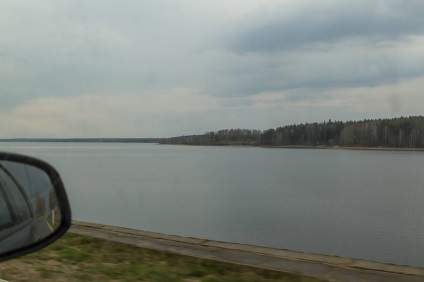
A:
[0,233,328,282]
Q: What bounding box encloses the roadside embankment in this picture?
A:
[70,221,424,282]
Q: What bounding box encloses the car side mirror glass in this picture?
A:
[0,153,71,262]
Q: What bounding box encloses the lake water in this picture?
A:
[0,142,423,267]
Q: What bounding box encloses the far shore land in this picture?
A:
[1,138,424,152]
[160,142,424,152]
[159,116,424,150]
[261,145,424,151]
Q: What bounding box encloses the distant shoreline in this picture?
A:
[162,143,424,152]
[1,139,423,151]
[0,138,162,143]
[260,145,424,152]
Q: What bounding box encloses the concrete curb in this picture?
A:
[69,221,424,282]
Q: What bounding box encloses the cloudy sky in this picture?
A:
[1,0,423,138]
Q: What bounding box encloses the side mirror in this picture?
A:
[0,153,71,262]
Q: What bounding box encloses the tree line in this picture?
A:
[161,116,424,148]
[160,129,261,145]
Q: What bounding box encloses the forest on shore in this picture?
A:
[160,116,424,148]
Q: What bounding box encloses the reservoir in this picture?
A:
[0,142,423,267]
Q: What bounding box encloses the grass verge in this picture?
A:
[0,233,328,281]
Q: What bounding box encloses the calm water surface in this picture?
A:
[0,143,423,267]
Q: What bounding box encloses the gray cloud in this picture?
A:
[198,0,424,99]
[204,39,424,99]
[0,0,216,107]
[232,0,424,53]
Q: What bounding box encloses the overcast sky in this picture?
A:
[1,0,423,138]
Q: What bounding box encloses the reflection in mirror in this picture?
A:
[0,161,61,253]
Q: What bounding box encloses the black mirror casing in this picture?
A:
[0,152,71,262]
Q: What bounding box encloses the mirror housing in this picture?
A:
[0,152,71,262]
